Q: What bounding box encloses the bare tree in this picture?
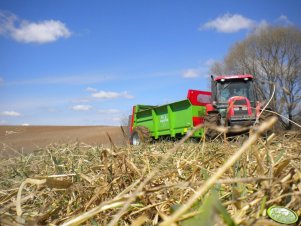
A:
[210,61,227,75]
[211,26,301,129]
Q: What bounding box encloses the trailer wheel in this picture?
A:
[130,126,151,145]
[204,112,220,140]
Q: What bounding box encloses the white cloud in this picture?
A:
[0,11,71,43]
[92,91,134,99]
[98,109,121,114]
[276,15,293,25]
[12,20,71,43]
[86,87,97,92]
[71,105,92,111]
[253,20,269,34]
[22,123,30,126]
[182,59,215,78]
[182,69,200,78]
[0,11,16,35]
[1,111,21,117]
[202,13,255,33]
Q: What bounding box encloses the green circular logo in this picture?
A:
[267,206,298,224]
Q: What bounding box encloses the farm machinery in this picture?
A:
[129,74,269,145]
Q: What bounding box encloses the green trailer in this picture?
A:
[129,90,211,145]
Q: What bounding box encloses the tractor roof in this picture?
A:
[214,74,253,81]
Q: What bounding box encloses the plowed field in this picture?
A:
[0,126,128,157]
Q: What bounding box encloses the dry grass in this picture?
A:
[0,121,301,225]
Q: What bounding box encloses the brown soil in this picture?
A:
[0,126,129,157]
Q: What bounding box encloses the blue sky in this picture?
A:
[0,0,300,125]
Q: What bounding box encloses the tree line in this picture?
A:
[211,26,301,129]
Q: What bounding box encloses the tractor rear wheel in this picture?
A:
[204,112,221,140]
[130,126,151,145]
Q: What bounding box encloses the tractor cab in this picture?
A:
[213,75,256,106]
[208,74,258,127]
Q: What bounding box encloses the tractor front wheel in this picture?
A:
[204,112,221,140]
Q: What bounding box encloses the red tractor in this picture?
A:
[204,74,268,138]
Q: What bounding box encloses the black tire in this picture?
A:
[204,112,221,140]
[130,126,151,145]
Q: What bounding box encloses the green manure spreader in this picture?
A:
[129,90,211,145]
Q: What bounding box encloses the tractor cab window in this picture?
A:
[217,80,255,104]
